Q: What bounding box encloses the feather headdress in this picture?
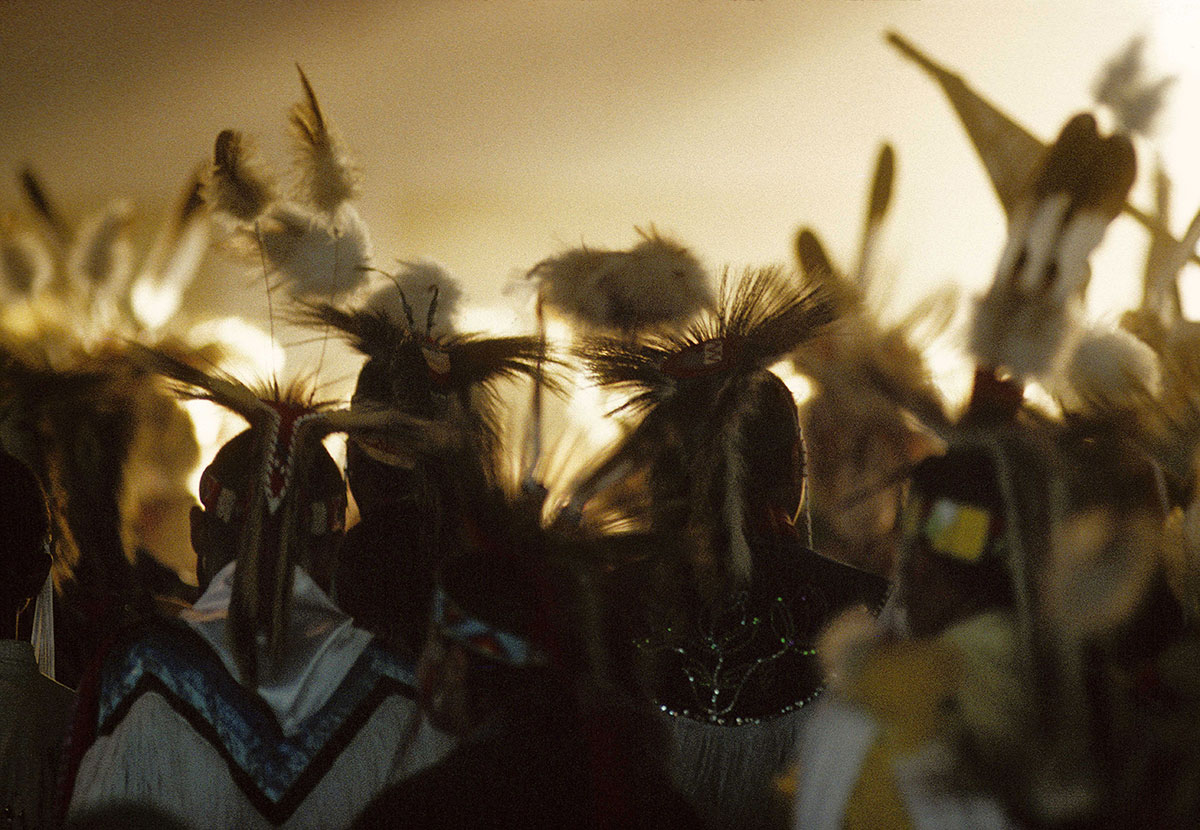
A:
[297,272,551,463]
[971,113,1135,383]
[131,344,449,685]
[568,265,833,591]
[528,228,713,335]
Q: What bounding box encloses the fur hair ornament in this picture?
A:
[527,228,714,335]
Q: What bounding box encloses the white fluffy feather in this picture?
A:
[1061,327,1161,413]
[367,259,461,336]
[259,203,372,300]
[529,229,713,333]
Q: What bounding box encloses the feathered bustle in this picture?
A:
[529,228,713,334]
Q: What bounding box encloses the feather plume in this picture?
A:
[19,167,70,248]
[854,143,895,289]
[1092,37,1174,137]
[206,130,276,224]
[794,228,838,283]
[130,170,212,331]
[529,228,713,334]
[972,113,1136,381]
[0,214,53,301]
[67,199,135,305]
[289,66,360,215]
[258,202,371,300]
[127,343,273,423]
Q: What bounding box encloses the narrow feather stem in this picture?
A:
[254,220,277,383]
[315,231,342,379]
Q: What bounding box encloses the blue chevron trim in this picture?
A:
[95,622,418,823]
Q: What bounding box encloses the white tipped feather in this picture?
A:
[290,67,360,215]
[130,193,212,331]
[973,202,1117,382]
[973,114,1134,381]
[1062,327,1161,413]
[258,203,372,300]
[0,215,53,300]
[529,228,713,333]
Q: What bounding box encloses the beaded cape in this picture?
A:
[618,531,889,725]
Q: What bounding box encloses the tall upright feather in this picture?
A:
[289,66,360,215]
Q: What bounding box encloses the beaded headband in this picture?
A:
[431,585,549,668]
[198,465,345,535]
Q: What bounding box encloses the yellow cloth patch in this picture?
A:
[924,498,991,563]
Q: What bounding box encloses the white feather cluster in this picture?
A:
[374,259,461,336]
[529,229,713,333]
[258,203,372,301]
[207,72,372,301]
[1061,327,1161,413]
[972,196,1114,380]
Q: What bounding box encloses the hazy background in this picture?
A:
[2,0,1199,392]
